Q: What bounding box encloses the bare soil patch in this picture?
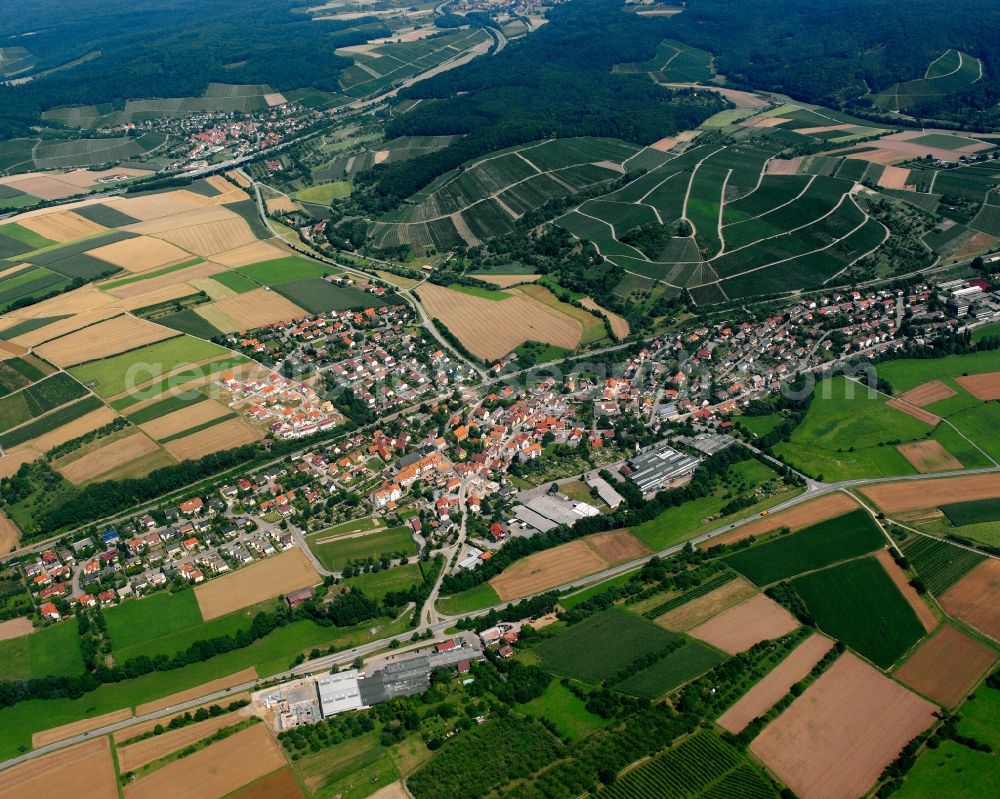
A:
[765,157,805,175]
[0,509,20,553]
[886,397,940,425]
[89,236,193,273]
[895,624,997,707]
[0,616,33,640]
[417,282,582,361]
[718,634,834,733]
[228,768,305,799]
[580,297,630,338]
[164,416,260,461]
[135,668,258,716]
[877,165,912,190]
[196,288,305,333]
[141,400,233,440]
[897,380,956,406]
[124,723,285,799]
[211,240,288,267]
[750,653,937,799]
[655,577,758,631]
[475,274,540,288]
[650,130,699,151]
[491,539,608,601]
[584,530,650,564]
[59,432,160,484]
[196,547,321,620]
[875,549,938,632]
[365,783,410,799]
[897,440,963,473]
[36,314,177,367]
[118,713,247,772]
[32,707,133,748]
[704,493,859,549]
[689,593,799,654]
[862,473,1000,512]
[955,371,1000,400]
[18,210,106,243]
[0,737,118,799]
[941,558,1000,642]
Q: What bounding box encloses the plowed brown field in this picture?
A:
[862,474,1000,512]
[584,530,649,564]
[875,549,938,632]
[32,708,133,747]
[118,713,247,772]
[896,380,955,406]
[492,539,606,601]
[955,371,1000,400]
[0,737,118,799]
[164,416,260,461]
[703,493,859,549]
[897,440,963,473]
[895,624,997,707]
[688,593,799,654]
[887,397,940,425]
[941,558,1000,642]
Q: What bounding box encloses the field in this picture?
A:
[273,278,392,314]
[705,492,859,549]
[0,614,84,680]
[534,608,677,683]
[940,559,1000,642]
[868,50,983,113]
[901,535,985,595]
[875,549,938,632]
[135,667,259,716]
[721,509,885,586]
[520,679,607,741]
[615,641,726,699]
[792,557,926,668]
[306,525,416,571]
[58,431,161,483]
[688,594,799,654]
[654,576,758,631]
[598,730,778,799]
[862,473,1000,513]
[140,399,232,440]
[0,737,118,799]
[894,624,997,707]
[36,315,178,368]
[89,235,191,273]
[195,287,306,333]
[417,282,582,361]
[32,707,133,748]
[195,547,320,620]
[0,402,114,471]
[0,372,89,434]
[344,562,424,599]
[118,712,249,772]
[163,416,260,460]
[941,497,1000,527]
[717,634,835,734]
[750,653,937,799]
[956,371,1000,400]
[436,582,501,615]
[124,723,286,799]
[897,439,962,473]
[236,255,336,285]
[228,769,304,799]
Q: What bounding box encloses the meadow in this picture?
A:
[0,620,84,681]
[236,256,337,286]
[306,525,416,571]
[792,557,926,668]
[520,680,607,742]
[342,562,424,599]
[721,509,885,586]
[435,582,501,615]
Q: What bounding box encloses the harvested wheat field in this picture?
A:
[124,723,285,799]
[897,379,956,406]
[88,235,192,273]
[210,240,288,268]
[689,593,799,654]
[154,216,258,258]
[584,530,650,564]
[107,260,222,300]
[0,509,20,553]
[941,558,1000,642]
[228,768,305,799]
[120,284,204,311]
[6,307,120,347]
[0,617,32,640]
[17,284,118,319]
[581,297,630,338]
[136,669,258,716]
[956,371,1000,400]
[704,493,859,549]
[32,707,133,748]
[750,653,937,799]
[717,634,835,734]
[266,196,302,215]
[59,432,161,484]
[17,210,107,243]
[491,539,608,601]
[141,400,233,440]
[655,577,758,632]
[0,404,116,465]
[118,712,248,772]
[875,549,937,632]
[897,440,963,473]
[196,546,321,620]
[895,624,997,707]
[195,288,305,333]
[126,205,238,235]
[227,171,252,188]
[862,473,1000,512]
[36,315,177,367]
[114,191,206,221]
[886,397,940,425]
[475,274,540,288]
[417,282,581,361]
[165,416,260,461]
[0,737,118,799]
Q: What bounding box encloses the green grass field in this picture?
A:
[343,563,423,599]
[534,608,677,684]
[306,525,416,571]
[436,582,501,615]
[274,278,391,314]
[294,181,352,204]
[210,271,258,294]
[896,685,1000,799]
[237,256,337,286]
[722,509,885,586]
[877,350,1000,393]
[69,336,230,397]
[949,403,1000,463]
[616,640,726,699]
[0,621,85,681]
[520,679,607,741]
[792,557,926,668]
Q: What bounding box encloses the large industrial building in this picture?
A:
[621,445,700,495]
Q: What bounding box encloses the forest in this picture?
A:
[0,0,384,138]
